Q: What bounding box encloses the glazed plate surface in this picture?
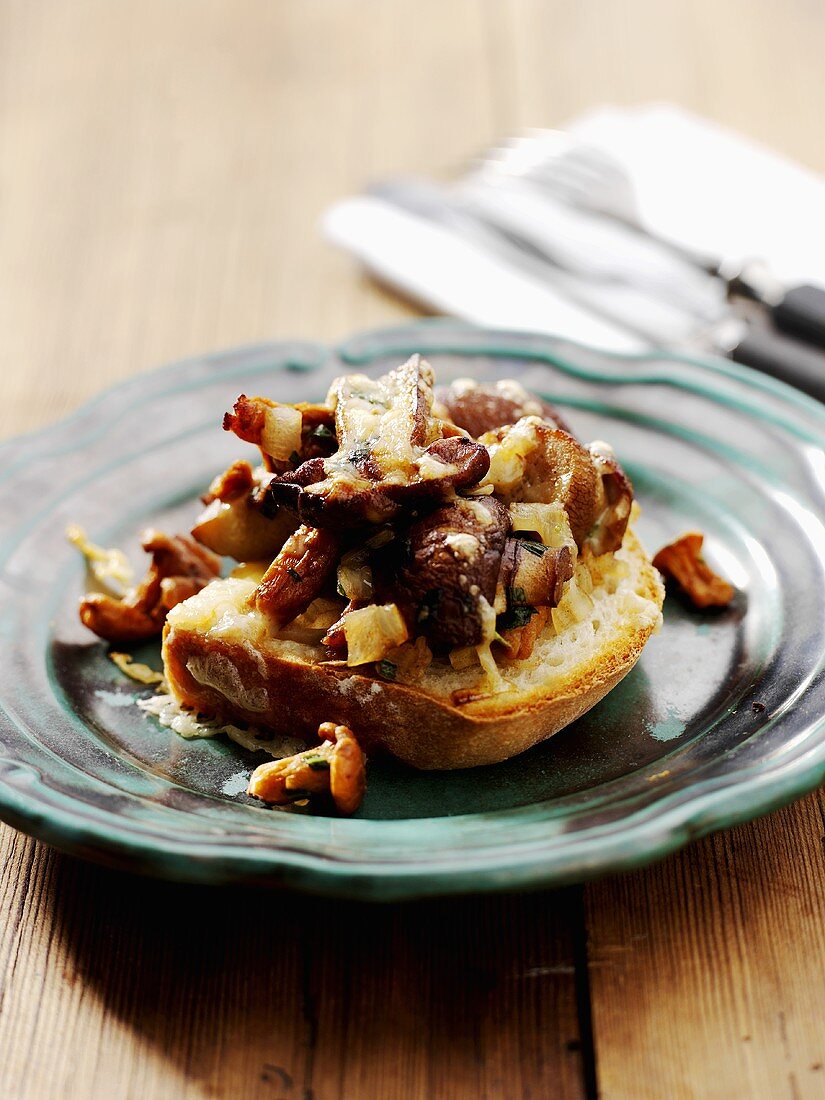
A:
[1,322,824,898]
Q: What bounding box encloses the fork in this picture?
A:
[479,130,720,274]
[478,129,825,352]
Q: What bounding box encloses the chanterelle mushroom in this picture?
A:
[247,722,366,815]
[653,531,735,609]
[79,531,221,643]
[251,524,342,629]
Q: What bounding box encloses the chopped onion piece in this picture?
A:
[262,405,303,463]
[337,555,374,601]
[475,642,512,694]
[343,603,409,666]
[509,502,576,555]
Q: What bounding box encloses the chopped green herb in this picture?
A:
[498,606,537,632]
[288,450,302,467]
[521,540,547,556]
[506,585,527,606]
[336,581,347,598]
[377,659,397,681]
[347,446,371,465]
[310,424,335,441]
[287,567,303,582]
[417,588,443,623]
[364,527,395,550]
[304,754,331,771]
[353,392,387,407]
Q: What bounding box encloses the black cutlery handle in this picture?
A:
[731,324,825,403]
[771,284,825,349]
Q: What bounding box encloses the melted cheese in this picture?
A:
[461,499,494,527]
[494,378,543,415]
[325,356,442,484]
[444,533,481,561]
[138,692,304,757]
[509,502,576,555]
[416,452,458,481]
[67,524,134,595]
[166,577,269,642]
[481,417,544,494]
[186,653,270,713]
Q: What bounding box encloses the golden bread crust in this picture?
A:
[162,526,663,770]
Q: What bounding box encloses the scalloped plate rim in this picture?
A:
[0,321,823,897]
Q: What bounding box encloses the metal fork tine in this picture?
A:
[476,129,716,272]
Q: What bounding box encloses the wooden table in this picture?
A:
[1,2,824,1096]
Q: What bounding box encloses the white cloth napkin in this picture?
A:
[571,104,825,290]
[324,104,825,353]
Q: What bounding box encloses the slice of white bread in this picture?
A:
[162,523,663,770]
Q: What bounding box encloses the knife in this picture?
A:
[369,177,825,399]
[368,178,733,350]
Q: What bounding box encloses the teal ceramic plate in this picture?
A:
[1,322,824,898]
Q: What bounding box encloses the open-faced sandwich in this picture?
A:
[77,355,664,812]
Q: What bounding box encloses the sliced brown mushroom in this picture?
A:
[330,353,437,461]
[192,498,298,564]
[435,378,572,438]
[586,443,634,556]
[499,538,574,609]
[481,419,631,550]
[192,461,298,562]
[374,496,510,649]
[266,356,491,528]
[285,436,491,528]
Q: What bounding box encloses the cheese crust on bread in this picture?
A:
[74,356,667,775]
[163,521,662,770]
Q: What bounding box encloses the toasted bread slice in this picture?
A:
[162,524,663,770]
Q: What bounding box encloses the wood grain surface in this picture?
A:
[1,2,824,1097]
